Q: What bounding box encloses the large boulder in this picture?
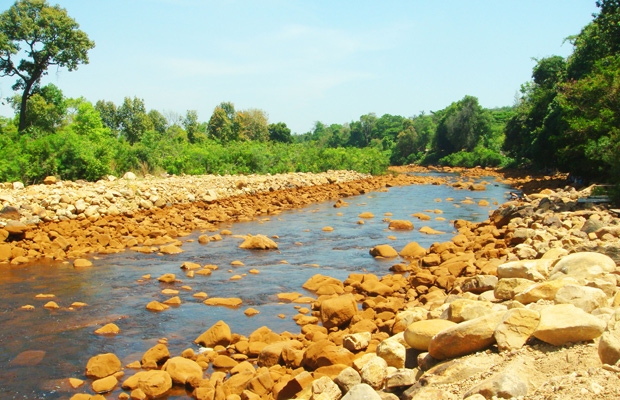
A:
[428,312,504,360]
[389,220,414,230]
[121,370,172,399]
[554,284,608,313]
[320,294,358,329]
[497,259,553,281]
[533,304,606,346]
[399,242,426,258]
[162,357,203,385]
[376,339,406,368]
[195,320,232,347]
[404,319,457,351]
[369,245,398,258]
[341,384,381,400]
[548,252,617,283]
[303,340,354,370]
[239,235,278,250]
[494,308,540,352]
[141,344,169,369]
[599,309,620,365]
[85,353,121,379]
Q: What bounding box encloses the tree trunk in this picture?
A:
[18,82,35,133]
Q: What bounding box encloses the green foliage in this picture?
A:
[268,122,292,143]
[434,95,492,154]
[438,146,511,168]
[0,0,94,132]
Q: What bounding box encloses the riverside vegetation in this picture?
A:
[1,1,620,204]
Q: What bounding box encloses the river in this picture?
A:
[0,172,518,399]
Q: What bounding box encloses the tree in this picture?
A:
[0,0,94,132]
[434,96,491,154]
[268,122,292,143]
[207,106,235,142]
[234,108,269,141]
[348,113,377,148]
[10,82,67,133]
[183,110,199,143]
[390,120,418,165]
[117,97,153,144]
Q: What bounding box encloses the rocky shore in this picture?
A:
[3,168,620,400]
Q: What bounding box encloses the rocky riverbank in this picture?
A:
[0,168,510,264]
[3,168,620,399]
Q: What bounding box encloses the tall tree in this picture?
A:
[0,0,94,132]
[183,110,199,143]
[434,96,491,154]
[117,97,153,144]
[268,122,292,143]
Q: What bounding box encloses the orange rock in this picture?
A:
[161,289,179,295]
[146,301,168,311]
[157,273,176,283]
[163,296,181,306]
[322,227,334,232]
[358,212,374,219]
[195,320,232,347]
[86,353,121,379]
[44,301,59,309]
[230,275,242,281]
[399,242,426,258]
[180,262,201,270]
[192,292,208,299]
[20,304,34,310]
[239,235,278,250]
[419,226,445,235]
[369,245,398,258]
[159,244,183,254]
[73,258,92,268]
[203,298,243,307]
[94,323,120,335]
[388,220,414,230]
[244,308,260,316]
[71,302,88,307]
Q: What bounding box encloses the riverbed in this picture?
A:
[0,173,518,399]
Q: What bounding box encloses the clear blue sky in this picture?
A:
[0,0,599,134]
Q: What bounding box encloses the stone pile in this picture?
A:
[0,172,452,264]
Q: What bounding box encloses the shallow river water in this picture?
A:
[0,173,518,399]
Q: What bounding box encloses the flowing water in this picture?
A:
[0,173,518,399]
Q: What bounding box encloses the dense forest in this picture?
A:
[0,0,618,200]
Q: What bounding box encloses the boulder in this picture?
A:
[369,245,398,258]
[388,220,414,230]
[404,319,457,351]
[460,275,498,294]
[320,294,358,329]
[343,332,371,352]
[359,355,388,390]
[195,320,232,347]
[599,310,620,365]
[92,375,117,393]
[497,259,553,281]
[303,340,354,370]
[121,370,172,399]
[428,312,504,360]
[494,278,536,300]
[239,235,278,250]
[303,274,344,293]
[548,252,617,283]
[376,339,406,368]
[399,242,426,258]
[334,367,362,393]
[86,353,121,379]
[533,304,606,346]
[162,357,203,384]
[203,298,242,307]
[554,284,608,313]
[514,279,575,304]
[494,308,540,351]
[463,372,529,399]
[141,344,169,368]
[311,376,342,400]
[341,384,381,400]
